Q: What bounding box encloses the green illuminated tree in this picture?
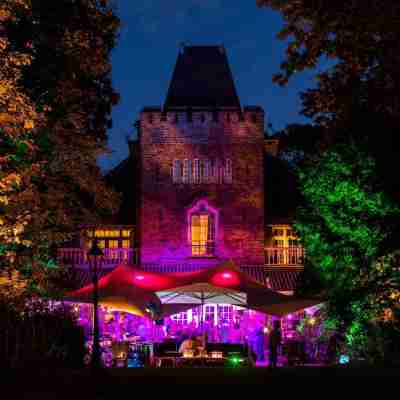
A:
[257,0,400,362]
[294,143,400,362]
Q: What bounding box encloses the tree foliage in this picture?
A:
[0,0,121,294]
[294,143,400,361]
[257,0,400,360]
[257,0,400,198]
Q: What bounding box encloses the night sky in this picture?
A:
[100,0,322,171]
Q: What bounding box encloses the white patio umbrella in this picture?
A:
[156,282,247,331]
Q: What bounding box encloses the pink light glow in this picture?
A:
[131,272,172,291]
[287,314,293,320]
[211,271,240,287]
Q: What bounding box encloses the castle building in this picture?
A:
[58,46,304,295]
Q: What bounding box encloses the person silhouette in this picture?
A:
[268,320,282,367]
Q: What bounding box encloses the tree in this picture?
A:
[1,0,121,295]
[294,143,400,361]
[0,0,42,253]
[257,0,400,361]
[257,0,400,200]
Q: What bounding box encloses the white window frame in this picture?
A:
[224,159,232,183]
[172,159,181,183]
[182,159,189,183]
[193,159,200,184]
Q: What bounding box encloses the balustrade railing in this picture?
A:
[57,248,137,267]
[58,246,304,269]
[264,246,304,266]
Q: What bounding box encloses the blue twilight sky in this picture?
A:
[99,0,322,171]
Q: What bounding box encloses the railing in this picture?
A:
[191,242,216,257]
[57,248,138,267]
[264,246,305,266]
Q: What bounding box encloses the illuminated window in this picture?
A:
[205,305,215,323]
[98,240,105,249]
[122,230,131,238]
[271,226,299,247]
[122,240,130,248]
[172,312,188,325]
[189,202,216,257]
[218,305,233,322]
[95,230,105,237]
[108,240,118,249]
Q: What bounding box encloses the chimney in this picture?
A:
[264,139,279,157]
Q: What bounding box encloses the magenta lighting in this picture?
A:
[135,275,145,281]
[222,273,233,279]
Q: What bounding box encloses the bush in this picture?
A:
[0,299,86,368]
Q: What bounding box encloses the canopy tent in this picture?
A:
[64,264,163,318]
[65,261,324,319]
[250,298,324,318]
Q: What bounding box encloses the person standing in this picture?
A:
[255,326,266,362]
[268,320,282,368]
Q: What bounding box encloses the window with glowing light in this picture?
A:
[122,240,130,248]
[172,312,188,325]
[189,201,217,257]
[108,240,118,249]
[84,228,133,250]
[205,305,215,324]
[218,305,233,323]
[190,214,215,256]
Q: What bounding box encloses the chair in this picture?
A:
[111,342,129,368]
[153,342,179,368]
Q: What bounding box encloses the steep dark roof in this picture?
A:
[164,46,241,109]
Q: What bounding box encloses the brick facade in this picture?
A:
[139,108,265,266]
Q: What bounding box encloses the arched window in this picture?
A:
[225,159,232,183]
[193,159,200,184]
[182,159,189,183]
[188,201,217,257]
[172,160,181,183]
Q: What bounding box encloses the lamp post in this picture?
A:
[87,238,104,369]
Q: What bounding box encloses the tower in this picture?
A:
[139,46,264,268]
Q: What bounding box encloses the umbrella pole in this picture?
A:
[200,292,205,335]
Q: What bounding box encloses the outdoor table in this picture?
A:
[176,356,226,368]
